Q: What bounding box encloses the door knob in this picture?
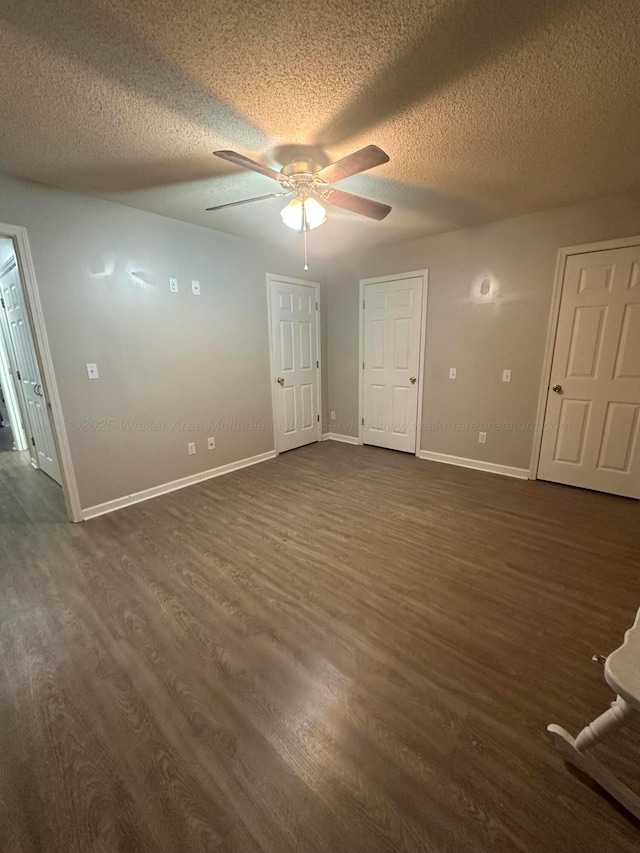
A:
[410,376,417,384]
[552,384,563,394]
[276,377,285,386]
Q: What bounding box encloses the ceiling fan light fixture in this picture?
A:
[280,197,326,231]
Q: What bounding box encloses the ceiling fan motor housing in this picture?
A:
[280,157,317,177]
[280,160,328,201]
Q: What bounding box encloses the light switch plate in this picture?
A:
[207,437,215,451]
[449,367,457,380]
[187,441,196,455]
[191,280,201,295]
[330,411,336,420]
[479,431,487,444]
[169,278,178,292]
[502,369,512,382]
[86,363,99,380]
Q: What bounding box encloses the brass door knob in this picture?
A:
[552,384,563,394]
[410,376,417,384]
[276,377,285,385]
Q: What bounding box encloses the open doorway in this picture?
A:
[0,234,64,500]
[0,299,29,455]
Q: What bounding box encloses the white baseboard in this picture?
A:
[322,432,360,445]
[417,450,529,480]
[81,449,277,521]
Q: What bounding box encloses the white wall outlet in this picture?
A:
[449,367,457,380]
[330,411,336,420]
[187,441,196,455]
[207,437,216,451]
[479,431,487,444]
[191,280,201,295]
[169,278,178,292]
[86,363,99,379]
[502,369,512,382]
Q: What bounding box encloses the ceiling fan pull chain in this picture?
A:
[303,202,309,271]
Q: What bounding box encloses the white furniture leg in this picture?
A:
[548,696,640,819]
[574,695,634,750]
[549,611,640,818]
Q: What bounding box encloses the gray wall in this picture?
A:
[326,191,640,469]
[0,174,326,509]
[2,169,638,509]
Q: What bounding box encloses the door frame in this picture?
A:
[358,269,429,456]
[530,233,640,480]
[266,273,322,454]
[0,223,82,522]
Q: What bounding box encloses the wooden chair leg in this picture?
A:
[548,696,640,819]
[574,695,634,750]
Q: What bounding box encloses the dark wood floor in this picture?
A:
[1,440,639,852]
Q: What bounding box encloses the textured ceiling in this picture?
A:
[1,0,639,258]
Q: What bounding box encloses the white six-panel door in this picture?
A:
[0,261,61,483]
[269,277,320,453]
[538,245,640,498]
[362,275,424,453]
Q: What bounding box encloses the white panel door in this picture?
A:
[269,278,320,453]
[362,276,424,453]
[538,245,640,497]
[0,262,61,483]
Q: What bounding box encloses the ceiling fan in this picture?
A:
[206,145,392,238]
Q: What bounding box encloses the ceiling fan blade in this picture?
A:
[316,145,389,183]
[214,150,288,182]
[206,193,288,211]
[323,188,391,221]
